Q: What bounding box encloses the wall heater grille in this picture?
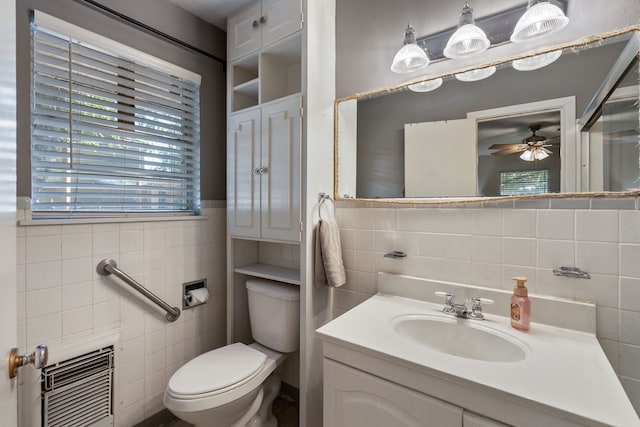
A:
[41,346,114,427]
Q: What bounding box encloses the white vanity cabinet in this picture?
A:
[324,359,510,427]
[227,95,301,242]
[228,0,302,61]
[324,359,463,427]
[463,412,510,427]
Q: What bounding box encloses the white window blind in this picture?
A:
[31,17,201,217]
[500,170,550,196]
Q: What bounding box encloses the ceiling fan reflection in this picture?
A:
[488,125,556,161]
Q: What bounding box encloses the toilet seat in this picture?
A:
[167,343,267,398]
[164,343,279,413]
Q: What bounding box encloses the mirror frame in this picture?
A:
[334,25,640,205]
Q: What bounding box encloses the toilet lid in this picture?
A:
[168,343,267,396]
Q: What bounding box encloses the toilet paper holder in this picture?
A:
[183,279,208,309]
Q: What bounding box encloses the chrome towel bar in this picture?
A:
[97,259,181,322]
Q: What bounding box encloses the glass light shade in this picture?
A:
[443,3,490,59]
[520,148,550,161]
[519,149,535,161]
[454,66,496,82]
[391,25,430,74]
[408,77,443,93]
[510,1,569,43]
[443,24,490,59]
[512,49,562,71]
[534,148,550,160]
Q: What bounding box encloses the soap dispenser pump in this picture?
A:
[511,276,531,331]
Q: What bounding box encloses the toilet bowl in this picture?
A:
[164,279,300,427]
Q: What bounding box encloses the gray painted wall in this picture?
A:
[16,0,228,201]
[355,41,625,198]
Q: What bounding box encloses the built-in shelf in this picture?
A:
[234,78,259,95]
[234,263,300,286]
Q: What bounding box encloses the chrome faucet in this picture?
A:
[435,292,493,320]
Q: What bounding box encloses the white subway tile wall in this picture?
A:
[334,202,640,414]
[16,206,227,427]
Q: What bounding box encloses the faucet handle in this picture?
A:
[435,291,456,314]
[435,291,453,298]
[469,296,494,319]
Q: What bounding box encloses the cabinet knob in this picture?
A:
[252,20,259,28]
[259,16,267,24]
[252,167,260,175]
[259,166,268,174]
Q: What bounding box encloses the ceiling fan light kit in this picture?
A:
[489,125,555,162]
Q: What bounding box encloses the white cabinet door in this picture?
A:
[228,2,261,61]
[261,96,301,242]
[261,0,302,46]
[228,108,261,238]
[324,359,463,427]
[228,97,300,242]
[404,118,477,197]
[228,0,301,61]
[463,412,511,427]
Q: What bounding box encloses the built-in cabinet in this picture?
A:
[227,95,301,242]
[228,0,302,61]
[324,359,510,427]
[226,0,305,407]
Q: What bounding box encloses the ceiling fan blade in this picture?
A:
[542,147,552,154]
[488,143,528,150]
[491,147,525,156]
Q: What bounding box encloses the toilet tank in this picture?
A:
[246,279,300,353]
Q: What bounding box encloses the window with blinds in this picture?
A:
[500,169,550,196]
[31,17,201,217]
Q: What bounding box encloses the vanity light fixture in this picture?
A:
[454,66,496,82]
[408,77,443,92]
[443,2,490,59]
[510,0,569,43]
[391,24,430,74]
[512,49,562,71]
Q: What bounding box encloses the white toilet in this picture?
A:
[164,279,300,427]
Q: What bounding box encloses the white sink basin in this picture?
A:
[391,314,530,362]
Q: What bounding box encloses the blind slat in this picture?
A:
[31,22,201,215]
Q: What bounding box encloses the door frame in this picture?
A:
[467,96,578,193]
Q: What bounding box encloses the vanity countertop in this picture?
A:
[317,275,640,427]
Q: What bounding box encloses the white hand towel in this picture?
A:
[314,217,346,288]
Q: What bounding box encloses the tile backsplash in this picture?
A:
[334,200,640,414]
[16,204,227,426]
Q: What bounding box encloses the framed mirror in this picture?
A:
[335,29,640,203]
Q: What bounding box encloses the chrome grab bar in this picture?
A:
[96,259,181,322]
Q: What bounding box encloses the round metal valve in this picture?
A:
[8,344,48,379]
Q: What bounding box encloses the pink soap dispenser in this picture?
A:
[510,276,531,331]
